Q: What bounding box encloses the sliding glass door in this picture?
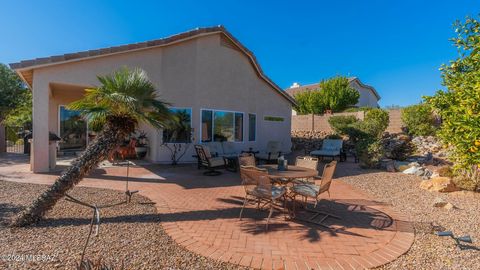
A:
[59,106,87,151]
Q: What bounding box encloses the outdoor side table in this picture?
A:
[224,155,238,172]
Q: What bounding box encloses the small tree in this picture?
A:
[401,104,438,136]
[294,91,325,115]
[425,15,480,191]
[318,76,360,112]
[294,76,359,115]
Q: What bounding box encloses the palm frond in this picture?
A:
[67,67,173,129]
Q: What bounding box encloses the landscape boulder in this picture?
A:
[403,165,424,175]
[433,197,455,209]
[420,177,461,192]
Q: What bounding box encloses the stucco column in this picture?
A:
[31,79,50,172]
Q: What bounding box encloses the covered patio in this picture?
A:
[0,155,413,270]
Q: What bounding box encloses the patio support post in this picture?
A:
[31,78,51,172]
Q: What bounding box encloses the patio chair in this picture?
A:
[238,153,256,167]
[310,139,345,161]
[290,160,339,228]
[194,145,226,176]
[293,156,319,184]
[239,165,287,230]
[204,141,223,157]
[255,141,282,164]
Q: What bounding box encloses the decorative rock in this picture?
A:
[386,162,396,172]
[420,177,461,193]
[394,161,410,171]
[433,197,447,207]
[422,169,433,180]
[382,133,415,160]
[420,179,434,190]
[291,130,329,152]
[411,136,449,158]
[408,162,421,167]
[433,198,455,209]
[403,166,423,175]
[443,202,455,210]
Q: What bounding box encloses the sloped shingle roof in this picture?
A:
[10,26,296,106]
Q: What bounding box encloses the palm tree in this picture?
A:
[13,67,172,227]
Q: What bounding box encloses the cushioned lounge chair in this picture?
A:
[310,139,345,161]
[255,141,282,164]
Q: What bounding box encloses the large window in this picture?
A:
[201,110,243,142]
[248,113,256,141]
[59,106,87,151]
[163,108,192,143]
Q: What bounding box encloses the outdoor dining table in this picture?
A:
[258,164,318,181]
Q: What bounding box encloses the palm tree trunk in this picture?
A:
[12,118,131,227]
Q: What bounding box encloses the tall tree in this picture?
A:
[0,64,29,123]
[13,67,173,226]
[294,76,359,114]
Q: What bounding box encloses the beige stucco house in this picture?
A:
[285,77,380,115]
[10,26,295,172]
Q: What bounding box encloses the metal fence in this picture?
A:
[4,126,26,154]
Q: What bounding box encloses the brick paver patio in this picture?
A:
[0,154,414,270]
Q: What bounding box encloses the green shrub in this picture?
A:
[401,104,438,136]
[328,109,389,168]
[424,15,480,191]
[453,175,480,192]
[328,115,358,134]
[361,108,389,138]
[356,138,384,169]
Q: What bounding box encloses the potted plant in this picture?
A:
[135,131,148,159]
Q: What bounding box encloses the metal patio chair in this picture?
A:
[239,165,287,230]
[194,144,226,176]
[290,160,340,228]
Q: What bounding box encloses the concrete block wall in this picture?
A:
[292,109,404,133]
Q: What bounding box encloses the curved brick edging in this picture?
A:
[139,166,414,270]
[0,161,414,270]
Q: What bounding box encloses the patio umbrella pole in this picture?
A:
[124,160,138,203]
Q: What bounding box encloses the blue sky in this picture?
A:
[1,1,478,107]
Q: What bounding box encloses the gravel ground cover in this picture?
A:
[336,165,480,270]
[0,180,245,270]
